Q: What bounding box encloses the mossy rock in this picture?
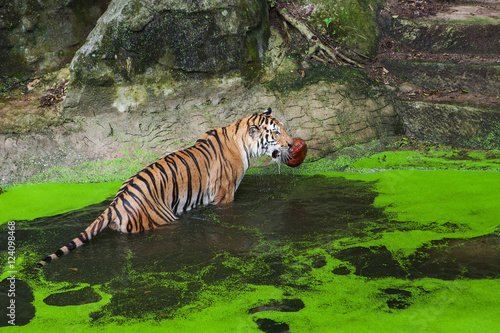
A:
[382,60,500,95]
[396,100,500,150]
[380,14,500,54]
[64,0,270,116]
[0,0,109,87]
[286,0,385,59]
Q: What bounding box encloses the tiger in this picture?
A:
[37,108,296,267]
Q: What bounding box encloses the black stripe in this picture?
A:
[258,115,266,126]
[152,162,169,202]
[207,130,226,160]
[111,203,122,224]
[176,154,193,212]
[181,149,202,174]
[106,207,114,223]
[128,188,162,228]
[43,256,52,263]
[77,231,89,244]
[165,154,179,172]
[141,166,175,221]
[192,145,210,165]
[196,140,213,161]
[128,179,166,224]
[205,137,218,158]
[122,199,140,232]
[234,119,242,134]
[66,241,77,251]
[134,174,152,195]
[165,159,180,213]
[247,114,259,129]
[140,169,163,205]
[181,149,205,206]
[221,126,230,141]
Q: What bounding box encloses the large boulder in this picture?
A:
[0,0,108,87]
[62,0,270,116]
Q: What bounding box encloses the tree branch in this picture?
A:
[275,4,368,68]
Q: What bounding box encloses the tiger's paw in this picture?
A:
[285,138,307,168]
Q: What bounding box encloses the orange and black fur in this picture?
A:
[38,108,295,267]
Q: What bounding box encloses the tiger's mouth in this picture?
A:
[271,148,291,163]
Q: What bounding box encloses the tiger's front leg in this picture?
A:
[213,185,235,205]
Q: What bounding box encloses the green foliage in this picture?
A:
[323,17,334,28]
[267,0,277,7]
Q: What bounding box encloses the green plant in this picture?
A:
[267,0,277,7]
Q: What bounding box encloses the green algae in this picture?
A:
[350,149,500,171]
[329,169,500,259]
[1,151,499,331]
[0,181,122,225]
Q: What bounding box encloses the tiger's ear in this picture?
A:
[263,107,272,115]
[249,125,260,138]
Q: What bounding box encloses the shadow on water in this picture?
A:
[1,174,499,327]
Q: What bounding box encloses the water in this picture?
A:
[20,175,381,280]
[1,173,499,329]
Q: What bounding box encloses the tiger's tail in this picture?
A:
[36,206,115,268]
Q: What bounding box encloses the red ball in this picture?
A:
[286,138,307,167]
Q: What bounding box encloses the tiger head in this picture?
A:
[244,108,294,164]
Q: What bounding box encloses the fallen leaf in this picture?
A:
[27,79,40,91]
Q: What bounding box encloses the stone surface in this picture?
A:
[380,8,500,54]
[382,60,500,95]
[379,3,500,150]
[396,100,500,149]
[62,0,270,116]
[6,1,500,186]
[0,0,109,84]
[0,75,403,185]
[288,0,385,59]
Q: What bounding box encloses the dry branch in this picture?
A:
[275,4,368,68]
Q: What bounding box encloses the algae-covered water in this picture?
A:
[1,151,499,332]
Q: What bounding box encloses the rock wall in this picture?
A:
[0,0,109,85]
[63,0,270,116]
[0,0,404,186]
[0,65,403,185]
[379,0,500,149]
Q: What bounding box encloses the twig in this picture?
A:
[275,4,367,68]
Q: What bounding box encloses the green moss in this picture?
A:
[265,62,371,94]
[301,0,385,58]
